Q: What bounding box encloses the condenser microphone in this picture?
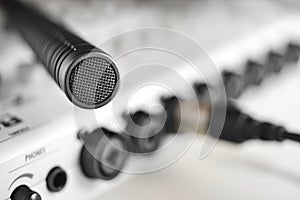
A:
[1,0,119,109]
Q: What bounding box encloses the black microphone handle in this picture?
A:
[2,0,120,109]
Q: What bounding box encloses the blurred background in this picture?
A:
[1,0,300,200]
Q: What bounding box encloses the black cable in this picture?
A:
[209,103,300,144]
[283,132,300,142]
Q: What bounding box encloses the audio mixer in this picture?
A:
[1,0,300,200]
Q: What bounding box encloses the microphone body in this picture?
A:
[2,0,119,109]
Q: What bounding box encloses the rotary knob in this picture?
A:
[10,185,41,200]
[80,128,129,180]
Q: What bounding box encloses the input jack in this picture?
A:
[46,167,67,192]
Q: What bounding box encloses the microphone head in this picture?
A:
[2,0,120,109]
[65,53,119,109]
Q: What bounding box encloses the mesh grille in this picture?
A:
[69,57,117,106]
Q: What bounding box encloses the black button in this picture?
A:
[284,42,300,63]
[244,60,265,86]
[266,51,284,73]
[222,71,244,99]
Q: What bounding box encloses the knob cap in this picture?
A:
[11,185,41,200]
[80,128,128,180]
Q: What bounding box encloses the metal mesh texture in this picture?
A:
[69,57,117,106]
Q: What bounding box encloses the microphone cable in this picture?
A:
[209,102,300,144]
[161,96,300,144]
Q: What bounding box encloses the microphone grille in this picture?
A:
[68,56,119,109]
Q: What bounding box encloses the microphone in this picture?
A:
[1,0,120,109]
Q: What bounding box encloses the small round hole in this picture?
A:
[46,167,67,192]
